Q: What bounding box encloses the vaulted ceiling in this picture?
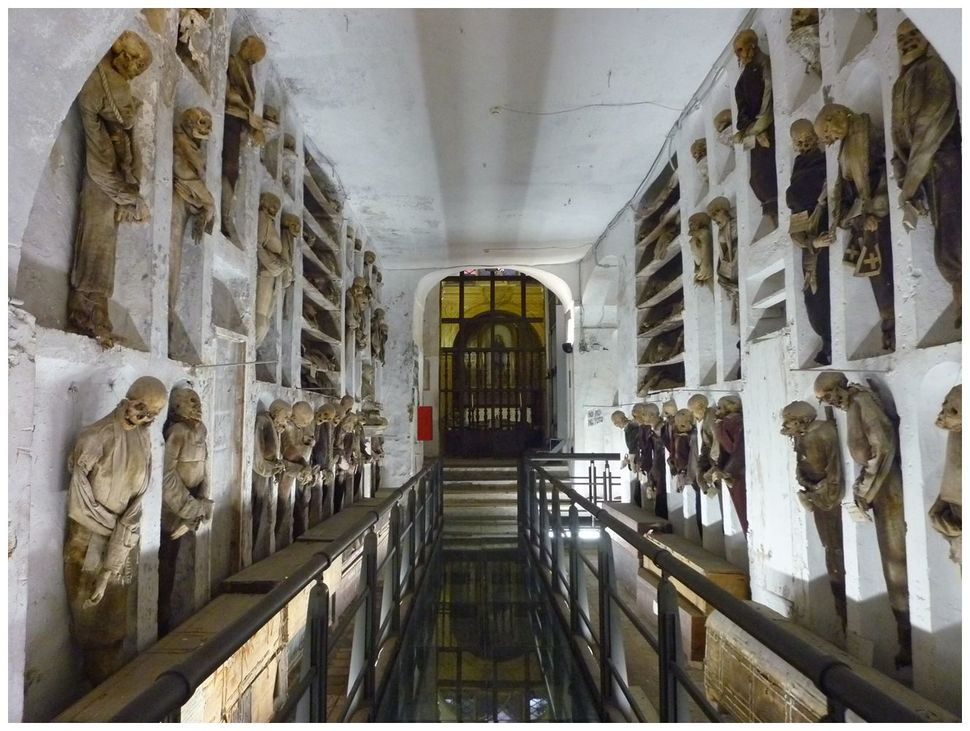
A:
[251,9,749,269]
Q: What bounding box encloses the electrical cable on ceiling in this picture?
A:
[589,9,756,269]
[491,99,683,116]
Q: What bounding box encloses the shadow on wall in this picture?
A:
[412,8,556,248]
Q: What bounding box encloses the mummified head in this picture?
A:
[790,118,819,155]
[123,376,168,429]
[180,106,212,140]
[936,385,962,432]
[780,400,817,437]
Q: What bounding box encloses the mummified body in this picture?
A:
[158,387,213,636]
[815,104,895,352]
[733,30,778,222]
[786,119,832,364]
[929,385,961,569]
[65,377,167,683]
[781,400,846,629]
[68,32,153,347]
[815,372,910,668]
[891,20,962,328]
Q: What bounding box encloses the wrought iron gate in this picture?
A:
[440,273,547,457]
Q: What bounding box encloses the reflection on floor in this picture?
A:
[377,542,600,722]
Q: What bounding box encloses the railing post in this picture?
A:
[603,459,614,502]
[416,481,427,564]
[537,473,549,564]
[551,481,562,595]
[407,490,417,594]
[437,459,444,535]
[528,461,539,548]
[364,530,378,711]
[596,528,613,714]
[309,580,330,722]
[587,459,595,504]
[390,504,402,633]
[657,573,680,722]
[568,504,580,636]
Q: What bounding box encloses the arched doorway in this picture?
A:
[440,271,548,457]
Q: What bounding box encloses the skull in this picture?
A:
[179,8,210,44]
[122,376,168,429]
[262,105,279,124]
[716,395,742,419]
[813,371,850,411]
[338,394,355,417]
[688,212,710,234]
[259,192,281,217]
[611,410,630,429]
[662,398,678,418]
[281,213,302,237]
[897,20,929,67]
[813,104,851,147]
[714,108,733,134]
[673,409,696,434]
[239,35,266,64]
[171,386,203,422]
[790,8,819,31]
[304,228,317,246]
[641,403,662,428]
[269,400,292,432]
[687,394,709,422]
[283,133,296,152]
[705,197,732,228]
[373,308,385,321]
[315,402,337,425]
[789,118,819,155]
[181,107,212,140]
[375,269,383,284]
[690,138,708,162]
[292,401,314,429]
[111,31,153,80]
[780,400,817,437]
[935,385,962,432]
[364,250,376,266]
[733,29,759,66]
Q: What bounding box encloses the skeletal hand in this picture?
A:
[83,572,111,608]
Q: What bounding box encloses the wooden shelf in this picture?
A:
[301,242,339,280]
[639,278,683,310]
[302,208,340,253]
[637,238,682,278]
[302,317,340,345]
[303,169,340,218]
[638,351,686,368]
[636,205,680,248]
[638,311,685,338]
[301,276,339,312]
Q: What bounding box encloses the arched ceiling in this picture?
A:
[250,9,748,269]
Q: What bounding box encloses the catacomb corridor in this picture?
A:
[8,7,962,723]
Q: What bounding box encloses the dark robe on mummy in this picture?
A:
[735,49,778,220]
[786,147,832,363]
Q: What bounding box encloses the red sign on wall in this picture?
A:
[417,405,433,441]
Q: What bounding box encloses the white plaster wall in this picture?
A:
[8,9,391,719]
[8,308,37,723]
[618,7,962,713]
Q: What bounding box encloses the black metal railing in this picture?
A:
[111,459,444,722]
[521,453,926,724]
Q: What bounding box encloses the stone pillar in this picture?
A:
[8,306,37,722]
[379,269,425,486]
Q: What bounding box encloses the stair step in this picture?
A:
[442,481,518,491]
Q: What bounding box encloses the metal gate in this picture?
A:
[440,273,547,457]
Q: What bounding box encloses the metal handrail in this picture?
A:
[522,455,927,724]
[112,459,443,722]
